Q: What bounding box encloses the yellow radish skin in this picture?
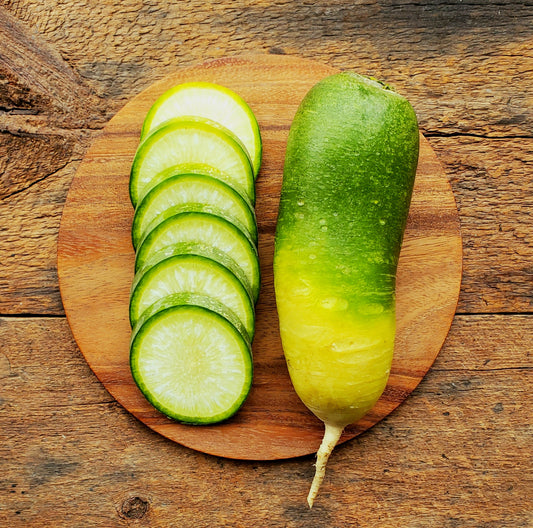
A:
[275,265,396,507]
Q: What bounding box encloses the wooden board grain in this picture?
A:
[57,54,462,460]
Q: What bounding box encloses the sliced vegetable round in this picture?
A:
[135,212,260,303]
[131,292,251,346]
[130,117,255,207]
[130,304,252,424]
[135,242,254,303]
[129,254,255,341]
[140,82,262,177]
[131,173,257,250]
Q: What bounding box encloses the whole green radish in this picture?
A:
[274,72,419,507]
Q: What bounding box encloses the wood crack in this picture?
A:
[35,400,119,409]
[0,106,39,115]
[0,114,106,134]
[455,311,533,316]
[424,131,533,140]
[432,365,533,373]
[1,156,82,201]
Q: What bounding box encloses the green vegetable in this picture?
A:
[134,212,260,303]
[136,241,256,305]
[132,292,252,356]
[130,304,253,424]
[140,81,262,177]
[132,173,257,249]
[274,72,419,506]
[128,82,262,427]
[129,254,255,342]
[130,117,255,207]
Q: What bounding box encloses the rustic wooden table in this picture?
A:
[1,2,531,527]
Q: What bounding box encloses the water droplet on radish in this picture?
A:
[320,297,348,311]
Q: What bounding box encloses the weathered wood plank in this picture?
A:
[0,6,106,312]
[0,128,91,200]
[3,1,532,136]
[429,135,533,313]
[0,3,531,315]
[0,314,531,526]
[0,148,92,315]
[0,6,107,128]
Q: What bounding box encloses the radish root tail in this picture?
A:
[307,422,344,508]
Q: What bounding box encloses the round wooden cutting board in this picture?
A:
[57,54,462,460]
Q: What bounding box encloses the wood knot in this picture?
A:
[119,496,149,519]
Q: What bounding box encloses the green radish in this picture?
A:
[132,292,252,356]
[130,117,254,207]
[134,212,260,302]
[132,173,257,249]
[130,304,252,424]
[129,253,255,341]
[127,85,261,427]
[136,241,256,305]
[273,72,419,506]
[140,82,262,177]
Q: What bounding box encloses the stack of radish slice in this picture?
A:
[128,82,261,425]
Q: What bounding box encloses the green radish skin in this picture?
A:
[274,72,419,506]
